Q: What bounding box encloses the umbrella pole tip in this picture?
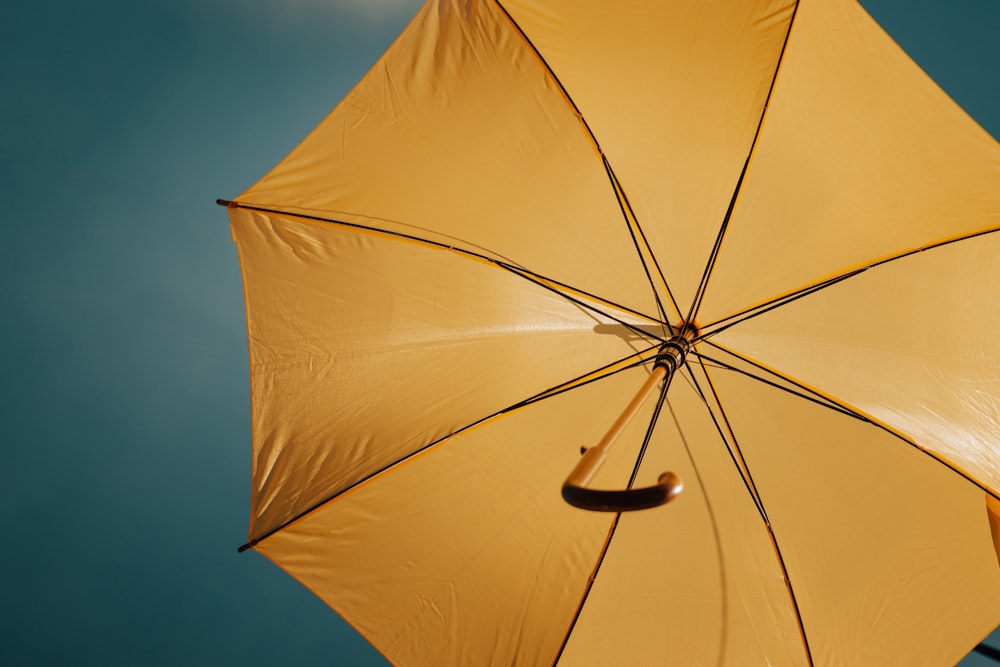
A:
[216,198,233,207]
[676,320,700,339]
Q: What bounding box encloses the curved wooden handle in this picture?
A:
[562,471,683,512]
[561,336,691,512]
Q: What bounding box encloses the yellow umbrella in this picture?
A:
[221,0,1000,664]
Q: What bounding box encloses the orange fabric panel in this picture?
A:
[501,0,795,313]
[698,0,1000,325]
[237,0,660,318]
[232,206,647,539]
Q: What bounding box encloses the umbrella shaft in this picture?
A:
[568,365,670,487]
[567,336,689,488]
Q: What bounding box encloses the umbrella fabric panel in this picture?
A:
[713,228,1000,500]
[698,0,1000,327]
[707,363,1000,666]
[500,0,796,313]
[231,207,651,541]
[989,495,1000,566]
[236,0,661,320]
[559,375,808,666]
[256,367,665,667]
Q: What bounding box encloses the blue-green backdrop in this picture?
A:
[1,1,997,664]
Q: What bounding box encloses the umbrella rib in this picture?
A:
[601,154,670,327]
[552,368,673,665]
[660,397,731,663]
[491,0,587,131]
[626,369,672,490]
[694,360,816,666]
[693,350,862,423]
[509,347,659,412]
[497,261,666,345]
[684,358,769,524]
[662,395,775,667]
[491,0,680,332]
[698,269,863,339]
[600,153,684,327]
[699,223,1000,336]
[702,339,1000,502]
[552,511,621,665]
[685,0,801,327]
[222,201,665,341]
[237,346,659,553]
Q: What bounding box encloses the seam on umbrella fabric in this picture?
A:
[702,338,1000,503]
[239,346,661,552]
[688,356,770,523]
[491,0,677,333]
[231,202,669,543]
[699,223,1000,336]
[686,0,802,327]
[230,202,666,334]
[695,358,818,665]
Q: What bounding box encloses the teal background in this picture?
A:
[1,1,996,664]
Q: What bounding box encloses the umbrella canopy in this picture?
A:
[223,0,1000,664]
